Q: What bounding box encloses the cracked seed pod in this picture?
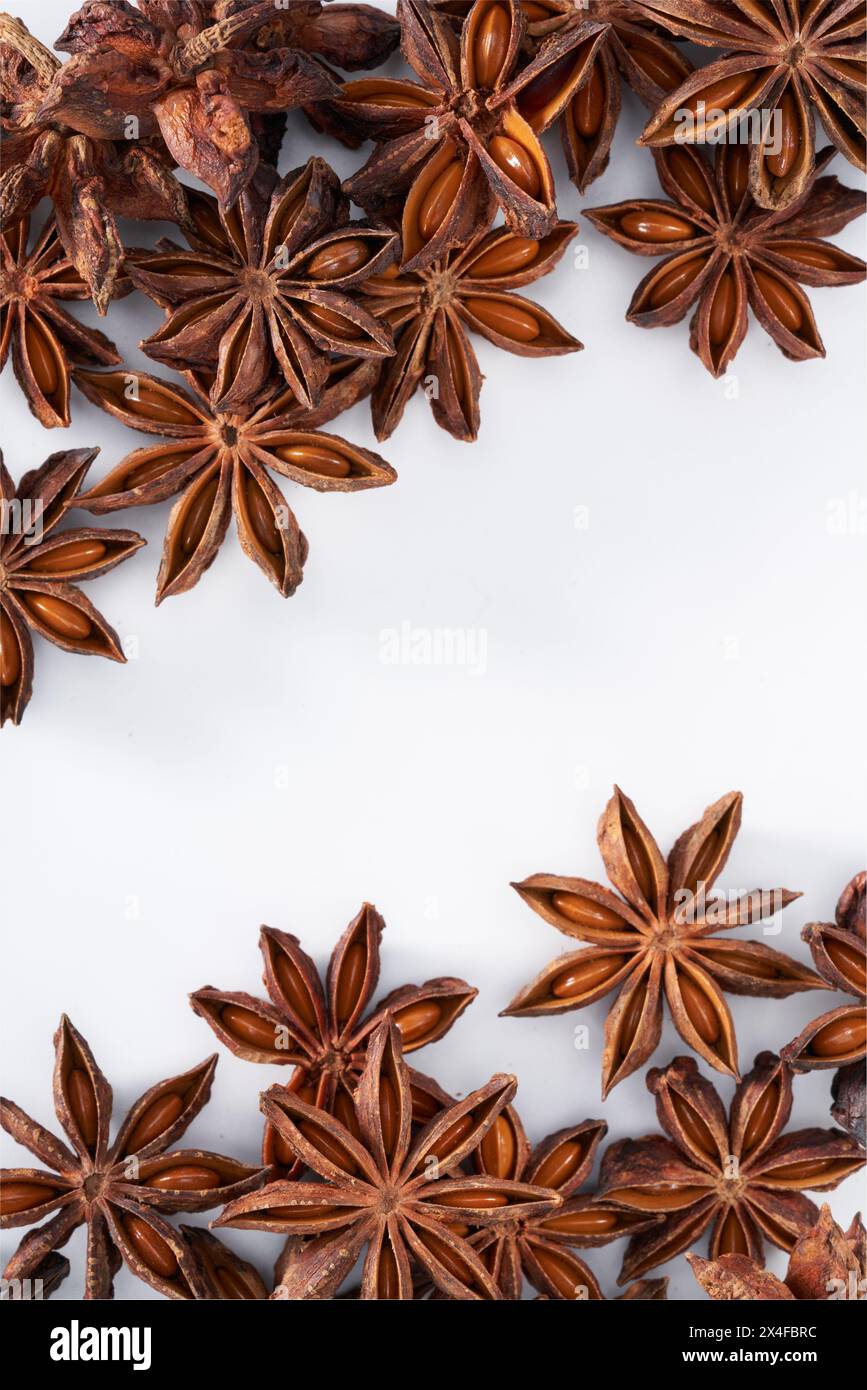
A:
[689,1204,867,1300]
[783,872,866,1077]
[505,786,825,1095]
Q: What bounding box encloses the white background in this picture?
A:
[2,2,865,1300]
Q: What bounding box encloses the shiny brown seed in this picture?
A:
[479,1114,517,1178]
[542,1207,617,1236]
[123,1215,178,1279]
[1,608,21,688]
[606,1184,706,1211]
[0,1181,60,1215]
[774,243,843,271]
[742,1079,779,1154]
[809,1012,866,1058]
[671,1092,718,1157]
[488,135,542,198]
[724,145,751,207]
[335,941,366,1024]
[25,316,60,398]
[306,238,370,280]
[753,269,803,332]
[180,474,219,556]
[414,1227,480,1285]
[678,973,721,1045]
[124,451,193,490]
[623,821,656,903]
[243,476,281,556]
[521,1,550,19]
[473,4,510,89]
[66,1067,98,1146]
[684,824,726,892]
[434,1188,510,1209]
[264,1202,340,1221]
[766,90,799,179]
[133,383,198,426]
[394,999,442,1045]
[379,1076,399,1155]
[426,1113,475,1162]
[709,270,737,345]
[304,302,363,340]
[273,443,352,479]
[573,63,605,137]
[649,255,706,309]
[627,41,683,91]
[824,937,866,990]
[684,72,756,118]
[28,539,107,575]
[469,236,539,278]
[145,1164,221,1191]
[265,1122,295,1171]
[298,1120,358,1174]
[534,1246,590,1299]
[718,1206,749,1255]
[666,149,715,213]
[551,954,626,1000]
[534,1138,587,1190]
[273,953,318,1028]
[417,160,464,244]
[333,1087,358,1137]
[464,296,540,342]
[620,209,696,243]
[701,948,778,980]
[126,1093,185,1153]
[551,891,626,931]
[618,979,647,1058]
[377,1243,400,1298]
[221,1003,279,1051]
[22,591,92,642]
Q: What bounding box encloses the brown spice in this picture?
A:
[689,1204,867,1301]
[783,873,867,1071]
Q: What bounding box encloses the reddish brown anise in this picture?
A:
[216,1019,561,1299]
[332,0,566,273]
[598,1053,865,1283]
[467,1107,663,1298]
[70,364,394,602]
[689,1204,867,1301]
[179,1226,270,1300]
[635,1,867,211]
[0,216,124,428]
[504,786,824,1096]
[585,142,866,377]
[832,1063,866,1148]
[0,1016,268,1300]
[0,14,189,314]
[128,158,397,414]
[0,447,144,728]
[190,903,477,1179]
[783,873,867,1073]
[363,219,581,441]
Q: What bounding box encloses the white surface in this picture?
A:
[2,3,866,1300]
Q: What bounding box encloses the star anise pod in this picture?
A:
[364,218,581,441]
[190,902,477,1179]
[1,215,124,428]
[504,786,826,1096]
[598,1052,866,1281]
[635,0,867,211]
[128,158,397,414]
[0,13,189,314]
[585,142,866,377]
[70,363,394,602]
[783,872,866,1072]
[180,1225,272,1300]
[333,0,570,274]
[434,0,693,192]
[215,1018,562,1299]
[466,1106,663,1298]
[688,1203,866,1301]
[0,1016,269,1300]
[39,0,346,210]
[1,447,144,728]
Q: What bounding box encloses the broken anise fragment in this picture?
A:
[689,1204,866,1301]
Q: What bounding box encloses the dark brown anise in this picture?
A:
[585,142,866,377]
[689,1203,867,1300]
[635,0,867,211]
[332,0,566,273]
[0,14,189,314]
[1,447,144,727]
[129,158,397,413]
[0,1016,268,1299]
[216,1018,562,1299]
[783,872,867,1072]
[598,1052,865,1282]
[504,786,824,1096]
[70,363,394,602]
[1,215,124,427]
[363,217,581,440]
[190,902,477,1179]
[831,1062,866,1148]
[180,1225,271,1300]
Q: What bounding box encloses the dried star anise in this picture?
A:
[504,786,825,1096]
[467,1106,663,1298]
[216,1018,562,1299]
[688,1203,867,1301]
[70,363,394,602]
[128,158,397,414]
[39,0,344,210]
[363,218,581,441]
[831,1062,866,1148]
[783,872,867,1072]
[0,14,189,314]
[0,447,144,728]
[180,1225,271,1300]
[1,215,124,428]
[585,142,866,377]
[598,1052,866,1282]
[635,0,867,211]
[435,0,693,192]
[190,902,477,1179]
[333,0,564,273]
[0,1016,268,1299]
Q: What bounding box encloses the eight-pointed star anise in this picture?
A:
[0,447,144,728]
[70,364,394,602]
[783,871,866,1072]
[688,1203,866,1301]
[190,902,477,1179]
[598,1053,865,1282]
[128,157,397,414]
[0,1016,268,1300]
[363,218,581,441]
[635,0,867,211]
[504,786,826,1096]
[333,0,565,274]
[585,142,866,377]
[0,14,189,314]
[1,215,124,428]
[466,1106,663,1298]
[216,1018,562,1299]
